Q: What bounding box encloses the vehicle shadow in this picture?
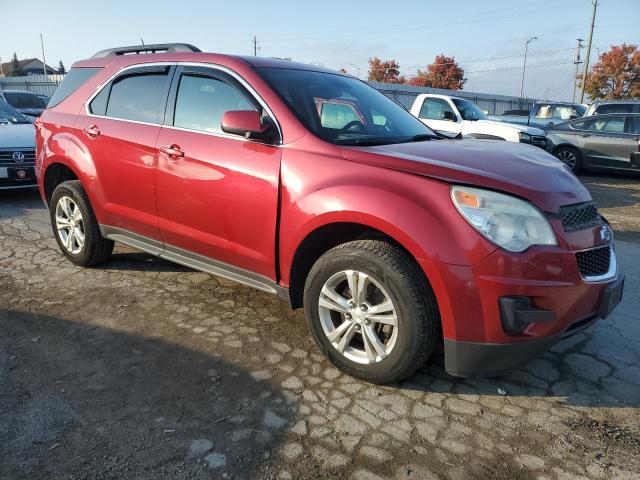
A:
[0,188,44,219]
[0,308,294,479]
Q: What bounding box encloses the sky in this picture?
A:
[1,0,638,101]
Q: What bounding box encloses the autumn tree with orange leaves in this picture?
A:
[408,55,466,90]
[583,44,640,100]
[367,57,406,84]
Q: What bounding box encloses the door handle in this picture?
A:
[159,144,184,159]
[82,124,100,138]
[579,133,591,138]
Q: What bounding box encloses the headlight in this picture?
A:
[518,132,531,142]
[451,186,557,252]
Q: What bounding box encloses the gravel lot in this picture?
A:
[1,173,639,480]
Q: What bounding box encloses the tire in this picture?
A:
[303,240,438,384]
[49,180,114,267]
[554,146,583,173]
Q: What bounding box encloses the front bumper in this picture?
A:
[444,273,624,377]
[419,241,623,378]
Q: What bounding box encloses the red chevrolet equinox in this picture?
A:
[35,44,623,383]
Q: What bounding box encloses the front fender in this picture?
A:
[278,150,497,286]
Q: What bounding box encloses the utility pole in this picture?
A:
[0,56,3,77]
[40,33,47,76]
[252,36,260,56]
[580,0,598,103]
[520,36,538,99]
[572,38,584,103]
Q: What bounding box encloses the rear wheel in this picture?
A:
[50,180,114,267]
[303,240,438,384]
[554,146,583,173]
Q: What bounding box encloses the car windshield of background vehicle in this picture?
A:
[451,98,488,121]
[0,100,30,124]
[256,68,438,146]
[4,92,48,109]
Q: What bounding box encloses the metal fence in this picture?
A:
[0,74,535,115]
[368,80,535,115]
[0,74,65,98]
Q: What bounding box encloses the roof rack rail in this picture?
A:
[91,43,201,58]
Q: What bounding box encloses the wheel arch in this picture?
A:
[286,220,424,309]
[43,162,80,205]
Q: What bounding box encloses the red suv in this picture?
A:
[35,44,623,383]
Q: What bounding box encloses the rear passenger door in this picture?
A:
[581,116,632,168]
[76,64,174,239]
[154,65,282,280]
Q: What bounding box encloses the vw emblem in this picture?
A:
[600,224,613,244]
[12,151,25,163]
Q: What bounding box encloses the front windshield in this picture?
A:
[4,91,48,109]
[0,100,30,124]
[452,98,488,121]
[256,67,437,146]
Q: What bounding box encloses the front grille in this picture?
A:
[575,245,611,277]
[0,149,36,166]
[560,202,601,232]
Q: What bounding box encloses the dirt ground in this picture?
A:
[1,173,639,480]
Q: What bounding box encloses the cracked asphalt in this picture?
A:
[1,173,639,480]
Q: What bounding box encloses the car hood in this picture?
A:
[0,122,36,149]
[342,138,590,213]
[474,118,545,135]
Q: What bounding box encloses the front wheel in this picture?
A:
[303,240,439,384]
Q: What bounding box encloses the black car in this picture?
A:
[0,90,49,119]
[546,113,640,173]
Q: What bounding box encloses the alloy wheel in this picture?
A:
[318,270,399,364]
[557,149,577,169]
[55,196,85,255]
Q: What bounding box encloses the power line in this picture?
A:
[262,1,585,43]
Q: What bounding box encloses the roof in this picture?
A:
[592,99,640,104]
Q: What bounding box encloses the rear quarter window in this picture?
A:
[48,67,102,108]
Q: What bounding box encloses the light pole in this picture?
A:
[520,36,538,99]
[349,63,361,79]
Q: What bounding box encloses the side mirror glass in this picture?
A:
[221,110,271,139]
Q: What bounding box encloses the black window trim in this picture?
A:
[85,62,176,127]
[163,63,282,145]
[84,62,282,145]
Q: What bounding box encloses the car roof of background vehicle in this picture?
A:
[0,89,43,95]
[592,99,640,104]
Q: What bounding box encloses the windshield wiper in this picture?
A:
[333,138,398,146]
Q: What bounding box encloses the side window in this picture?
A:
[629,117,640,135]
[89,86,109,116]
[173,74,255,133]
[318,101,361,129]
[418,98,456,121]
[536,106,552,119]
[587,117,626,133]
[103,72,169,123]
[570,119,593,130]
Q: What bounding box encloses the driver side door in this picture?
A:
[155,65,282,281]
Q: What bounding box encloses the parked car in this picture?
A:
[0,100,37,189]
[491,102,587,129]
[36,43,623,383]
[410,94,548,148]
[547,113,640,173]
[0,89,49,118]
[584,99,640,116]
